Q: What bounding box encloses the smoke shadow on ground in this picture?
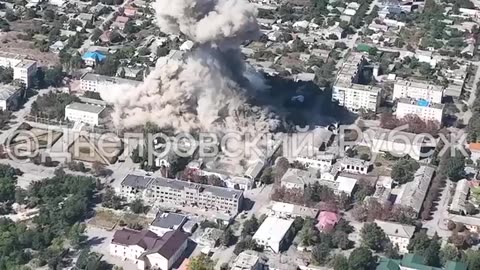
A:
[248,74,358,131]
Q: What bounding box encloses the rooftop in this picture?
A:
[15,59,36,69]
[397,97,444,110]
[231,251,260,270]
[334,81,382,93]
[151,211,188,229]
[449,179,469,213]
[253,216,294,243]
[122,174,244,199]
[394,79,444,92]
[280,168,320,187]
[336,176,357,195]
[340,157,371,168]
[396,166,435,214]
[112,228,188,259]
[374,219,415,239]
[65,102,105,114]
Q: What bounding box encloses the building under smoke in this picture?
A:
[101,0,280,136]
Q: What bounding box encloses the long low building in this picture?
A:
[395,166,435,216]
[64,102,105,126]
[80,72,142,92]
[120,174,244,215]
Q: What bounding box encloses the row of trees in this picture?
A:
[30,91,79,120]
[380,113,440,135]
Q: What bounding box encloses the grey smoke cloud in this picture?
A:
[101,0,279,137]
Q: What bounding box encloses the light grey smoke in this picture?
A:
[101,0,279,137]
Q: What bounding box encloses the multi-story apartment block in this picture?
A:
[80,72,141,92]
[332,53,382,112]
[120,174,244,215]
[393,79,443,103]
[396,98,444,123]
[333,82,381,112]
[0,52,37,88]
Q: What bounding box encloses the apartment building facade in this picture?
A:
[393,79,443,103]
[80,72,141,92]
[120,174,244,215]
[332,53,382,112]
[396,98,444,123]
[0,53,37,88]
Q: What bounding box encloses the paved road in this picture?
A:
[422,179,453,238]
[0,87,54,144]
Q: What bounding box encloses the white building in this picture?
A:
[0,84,21,111]
[231,251,261,270]
[0,53,37,88]
[396,98,444,123]
[333,82,381,112]
[64,102,105,126]
[393,79,443,103]
[339,157,371,175]
[225,176,254,190]
[110,228,188,270]
[336,176,358,196]
[449,179,469,215]
[332,53,382,112]
[120,174,244,215]
[374,220,415,254]
[13,60,37,88]
[80,72,141,92]
[253,216,294,253]
[294,152,336,172]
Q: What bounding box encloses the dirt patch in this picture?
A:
[87,209,154,231]
[0,31,59,66]
[87,209,120,230]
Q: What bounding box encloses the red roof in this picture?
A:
[469,143,480,152]
[316,211,340,232]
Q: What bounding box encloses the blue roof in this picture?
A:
[82,51,106,62]
[417,99,429,107]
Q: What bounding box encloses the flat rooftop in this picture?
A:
[253,216,294,243]
[394,79,443,91]
[65,102,105,114]
[334,81,381,93]
[15,60,36,69]
[397,97,444,109]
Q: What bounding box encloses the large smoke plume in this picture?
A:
[101,0,280,135]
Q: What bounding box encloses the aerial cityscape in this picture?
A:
[1,0,480,269]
